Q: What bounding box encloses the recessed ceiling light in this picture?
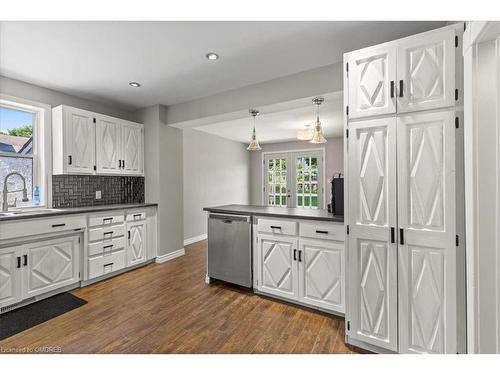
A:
[129,82,141,88]
[205,52,219,61]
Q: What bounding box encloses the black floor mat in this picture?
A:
[0,292,87,341]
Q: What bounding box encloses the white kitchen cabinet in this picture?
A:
[126,221,147,267]
[298,238,344,313]
[24,235,80,299]
[346,117,398,351]
[52,105,144,176]
[96,116,122,174]
[347,44,397,119]
[397,29,456,113]
[121,120,144,175]
[0,246,24,310]
[397,110,457,354]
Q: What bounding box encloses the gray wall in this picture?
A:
[249,137,343,206]
[0,76,134,119]
[183,128,250,240]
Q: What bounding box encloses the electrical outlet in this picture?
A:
[95,190,102,200]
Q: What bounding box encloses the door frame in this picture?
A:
[261,148,326,209]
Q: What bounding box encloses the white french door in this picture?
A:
[264,150,324,209]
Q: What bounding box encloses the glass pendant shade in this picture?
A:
[247,109,262,151]
[309,97,327,144]
[297,128,314,141]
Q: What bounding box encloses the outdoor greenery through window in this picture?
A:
[267,158,288,207]
[0,105,35,207]
[296,156,319,208]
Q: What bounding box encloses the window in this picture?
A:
[264,150,324,209]
[0,98,46,208]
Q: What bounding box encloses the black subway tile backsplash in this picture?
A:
[52,175,144,208]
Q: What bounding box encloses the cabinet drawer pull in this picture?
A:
[103,217,113,223]
[315,230,329,234]
[103,231,113,236]
[52,223,66,228]
[103,262,114,267]
[270,226,282,230]
[17,256,21,269]
[103,245,113,250]
[23,254,28,266]
[133,214,142,219]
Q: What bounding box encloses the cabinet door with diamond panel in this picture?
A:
[127,222,147,267]
[347,117,398,351]
[64,107,95,174]
[257,234,298,300]
[397,29,455,113]
[397,111,456,354]
[24,236,80,299]
[96,116,122,174]
[121,121,144,175]
[298,238,344,313]
[0,246,23,310]
[347,44,397,119]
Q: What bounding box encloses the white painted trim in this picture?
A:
[155,248,185,263]
[184,233,207,246]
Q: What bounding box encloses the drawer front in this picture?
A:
[0,215,86,241]
[299,222,345,242]
[88,249,126,280]
[88,236,125,257]
[126,211,146,222]
[89,212,125,227]
[257,218,297,236]
[88,224,125,242]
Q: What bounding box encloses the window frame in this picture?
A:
[262,148,326,209]
[0,95,51,208]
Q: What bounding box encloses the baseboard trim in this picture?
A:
[184,233,207,246]
[156,248,185,263]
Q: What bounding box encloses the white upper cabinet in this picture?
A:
[347,44,397,119]
[53,105,144,176]
[397,29,456,113]
[121,121,144,175]
[96,116,122,174]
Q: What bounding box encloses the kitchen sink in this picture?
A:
[1,208,63,216]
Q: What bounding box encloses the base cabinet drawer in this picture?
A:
[299,222,345,242]
[89,213,125,227]
[88,224,125,242]
[0,215,86,240]
[88,237,125,257]
[88,249,126,280]
[257,219,297,236]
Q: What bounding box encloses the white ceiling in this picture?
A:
[0,21,446,110]
[194,93,343,144]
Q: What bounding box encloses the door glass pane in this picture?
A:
[266,157,288,207]
[296,156,319,209]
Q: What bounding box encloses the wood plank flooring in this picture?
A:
[0,240,360,354]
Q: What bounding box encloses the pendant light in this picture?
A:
[297,124,314,141]
[247,109,262,151]
[310,97,327,144]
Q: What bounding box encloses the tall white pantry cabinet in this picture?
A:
[343,23,466,354]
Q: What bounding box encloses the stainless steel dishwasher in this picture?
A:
[207,213,252,288]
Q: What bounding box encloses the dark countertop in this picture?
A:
[0,203,158,222]
[204,204,344,223]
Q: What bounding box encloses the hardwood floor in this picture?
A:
[0,240,359,354]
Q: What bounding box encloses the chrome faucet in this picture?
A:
[2,172,29,212]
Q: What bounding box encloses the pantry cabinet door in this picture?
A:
[96,116,122,174]
[121,121,144,175]
[397,29,455,113]
[397,110,456,354]
[24,236,80,299]
[64,107,95,174]
[257,234,298,301]
[0,246,23,310]
[127,222,147,267]
[298,238,344,313]
[347,117,398,351]
[347,44,397,119]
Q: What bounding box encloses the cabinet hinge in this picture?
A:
[346,225,350,235]
[456,235,459,247]
[347,321,350,331]
[455,35,458,48]
[455,89,459,101]
[455,117,459,129]
[93,117,96,124]
[346,106,349,116]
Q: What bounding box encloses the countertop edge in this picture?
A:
[204,207,344,223]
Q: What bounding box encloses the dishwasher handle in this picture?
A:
[209,213,251,223]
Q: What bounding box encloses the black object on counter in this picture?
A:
[330,173,344,217]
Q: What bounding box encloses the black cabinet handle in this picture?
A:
[223,220,232,224]
[103,262,114,267]
[298,250,302,262]
[103,231,113,236]
[17,256,21,269]
[128,230,131,239]
[52,223,66,228]
[399,80,404,98]
[68,155,72,165]
[293,249,297,261]
[391,227,395,244]
[390,81,395,98]
[23,254,28,266]
[123,160,125,169]
[119,160,122,168]
[103,217,113,223]
[103,245,113,250]
[400,228,405,245]
[316,230,329,234]
[270,226,282,230]
[133,214,142,219]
